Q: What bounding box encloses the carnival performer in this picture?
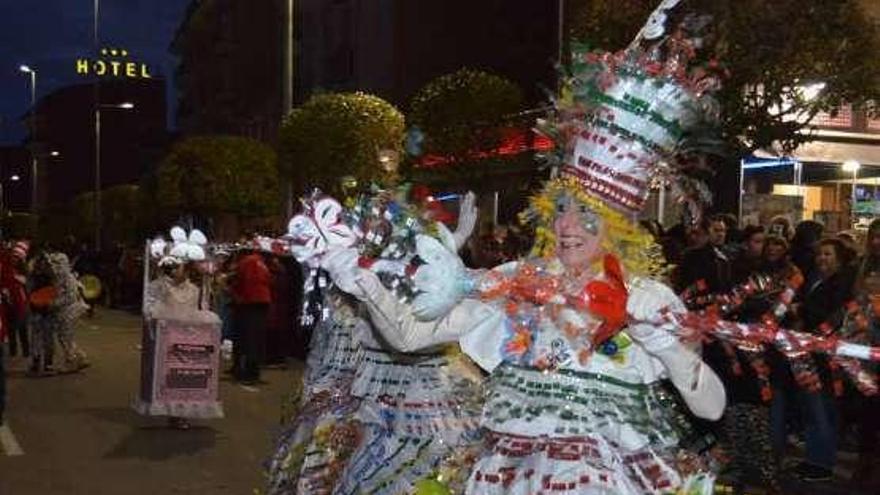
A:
[29,248,90,375]
[319,2,730,493]
[323,183,725,494]
[266,190,485,495]
[143,257,216,325]
[136,228,222,429]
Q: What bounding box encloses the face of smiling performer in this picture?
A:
[553,194,605,274]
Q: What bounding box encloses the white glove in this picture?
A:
[625,278,680,353]
[452,191,478,251]
[320,247,364,297]
[627,278,726,420]
[412,235,471,321]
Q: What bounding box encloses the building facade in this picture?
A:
[171,0,285,140]
[24,78,167,208]
[172,0,559,138]
[296,0,558,105]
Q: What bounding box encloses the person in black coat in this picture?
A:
[677,215,733,301]
[773,237,854,482]
[789,220,825,286]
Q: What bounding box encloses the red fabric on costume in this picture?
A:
[583,255,628,346]
[231,253,272,305]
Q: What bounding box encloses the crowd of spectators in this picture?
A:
[648,214,880,491]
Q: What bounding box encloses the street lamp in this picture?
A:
[94,101,135,249]
[19,65,37,212]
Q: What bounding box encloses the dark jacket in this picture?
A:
[677,244,733,297]
[800,268,855,333]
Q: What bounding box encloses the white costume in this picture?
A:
[326,253,724,494]
[144,275,218,325]
[266,194,485,495]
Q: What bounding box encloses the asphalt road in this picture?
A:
[2,309,876,495]
[0,309,301,495]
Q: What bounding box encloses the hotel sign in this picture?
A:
[76,47,152,79]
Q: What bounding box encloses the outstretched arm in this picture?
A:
[354,270,501,353]
[627,278,726,420]
[321,246,503,356]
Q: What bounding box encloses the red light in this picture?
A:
[416,128,554,169]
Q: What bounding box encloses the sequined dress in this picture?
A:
[454,263,719,495]
[267,296,484,495]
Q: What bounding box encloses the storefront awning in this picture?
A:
[754,133,880,166]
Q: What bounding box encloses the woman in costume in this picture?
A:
[319,2,729,493]
[266,190,485,495]
[137,227,221,429]
[323,181,725,494]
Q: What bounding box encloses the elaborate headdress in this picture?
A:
[527,0,721,273]
[540,0,720,214]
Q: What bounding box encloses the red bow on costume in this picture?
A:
[569,254,628,346]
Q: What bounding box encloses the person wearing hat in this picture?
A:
[0,240,28,425]
[3,241,30,359]
[140,229,220,429]
[320,2,728,492]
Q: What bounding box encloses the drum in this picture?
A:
[80,274,103,301]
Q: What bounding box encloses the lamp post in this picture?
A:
[94,102,134,249]
[19,65,37,212]
[842,159,861,227]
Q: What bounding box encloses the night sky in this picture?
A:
[0,0,191,144]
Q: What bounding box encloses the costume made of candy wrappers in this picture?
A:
[135,227,223,419]
[266,191,485,495]
[340,253,723,495]
[317,2,728,493]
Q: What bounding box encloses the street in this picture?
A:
[0,309,300,495]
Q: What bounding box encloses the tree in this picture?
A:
[408,68,526,159]
[566,0,880,154]
[72,192,97,241]
[280,92,405,195]
[102,185,145,246]
[156,136,281,221]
